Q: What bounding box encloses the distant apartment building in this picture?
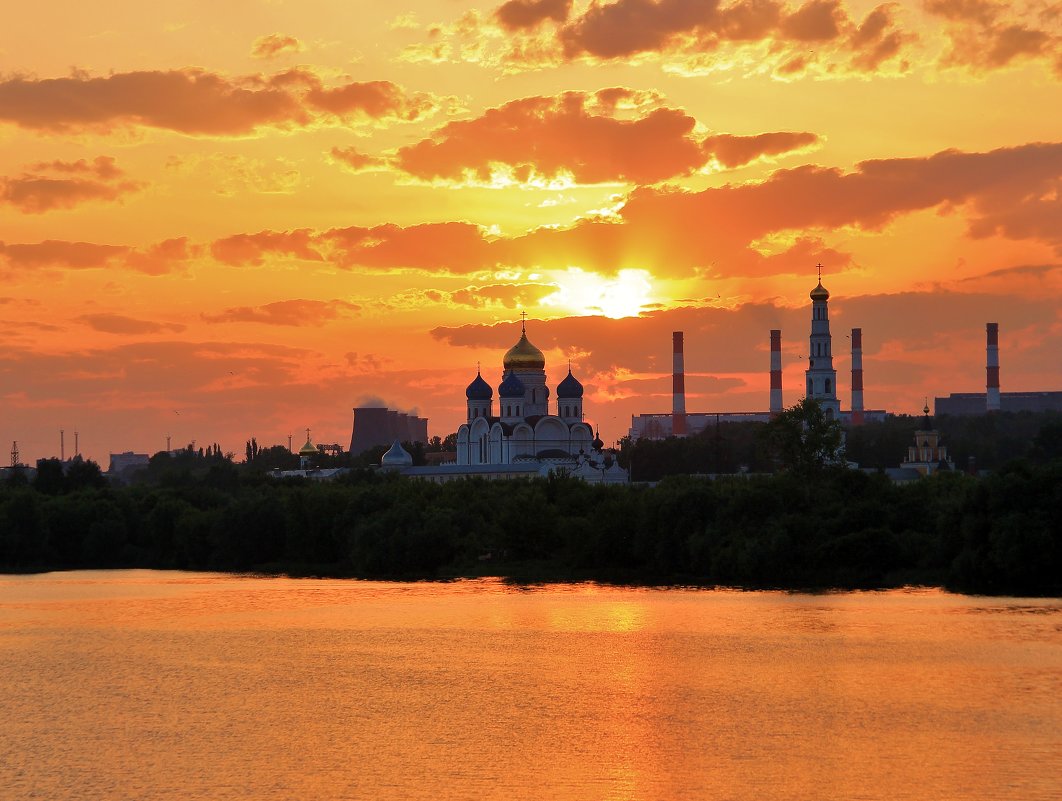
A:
[108,451,150,480]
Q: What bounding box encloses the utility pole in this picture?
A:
[61,429,65,461]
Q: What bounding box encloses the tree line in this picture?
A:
[1,405,1059,596]
[619,409,1062,480]
[1,461,1058,597]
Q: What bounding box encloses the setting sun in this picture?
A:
[541,268,655,319]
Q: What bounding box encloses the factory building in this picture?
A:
[935,391,1062,416]
[934,322,1062,416]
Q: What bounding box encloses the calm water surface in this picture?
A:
[1,571,1059,801]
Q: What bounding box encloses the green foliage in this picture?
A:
[617,421,773,481]
[32,458,107,494]
[1,443,1059,596]
[761,398,844,474]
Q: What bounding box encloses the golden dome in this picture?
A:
[810,281,830,301]
[503,330,545,370]
[298,433,318,456]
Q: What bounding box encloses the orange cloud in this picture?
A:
[0,237,198,275]
[495,0,573,30]
[702,132,819,168]
[303,79,437,120]
[202,299,362,326]
[77,314,187,335]
[8,143,1058,282]
[779,0,845,41]
[396,89,819,184]
[0,156,141,213]
[501,141,1062,276]
[124,238,201,276]
[0,68,439,135]
[925,0,1061,74]
[250,33,304,59]
[555,0,911,69]
[320,222,497,272]
[0,240,129,270]
[411,0,915,77]
[210,229,325,266]
[450,282,558,308]
[329,146,387,173]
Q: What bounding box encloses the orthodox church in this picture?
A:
[457,321,598,466]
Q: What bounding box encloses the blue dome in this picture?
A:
[499,371,525,398]
[465,372,493,400]
[557,368,583,398]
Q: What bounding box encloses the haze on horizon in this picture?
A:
[1,0,1060,463]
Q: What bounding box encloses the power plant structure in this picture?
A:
[629,271,886,441]
[851,327,864,426]
[935,322,1062,416]
[770,329,783,416]
[349,406,429,456]
[672,332,687,436]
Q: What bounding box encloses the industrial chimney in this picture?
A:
[986,322,1000,412]
[672,331,687,436]
[851,328,864,425]
[770,330,783,416]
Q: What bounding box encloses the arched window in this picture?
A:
[825,378,831,394]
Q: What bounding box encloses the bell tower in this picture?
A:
[805,265,841,420]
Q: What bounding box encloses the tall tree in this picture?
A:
[761,398,844,474]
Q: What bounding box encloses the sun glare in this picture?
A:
[540,268,653,319]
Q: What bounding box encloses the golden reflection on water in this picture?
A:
[0,572,1060,801]
[547,598,648,633]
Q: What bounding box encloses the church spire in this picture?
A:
[805,265,840,419]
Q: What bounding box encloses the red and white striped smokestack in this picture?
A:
[770,330,783,416]
[851,327,864,425]
[673,331,687,436]
[986,322,1000,412]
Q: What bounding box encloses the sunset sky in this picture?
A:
[2,0,1060,463]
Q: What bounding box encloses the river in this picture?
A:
[1,571,1059,800]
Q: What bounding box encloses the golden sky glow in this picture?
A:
[2,0,1061,461]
